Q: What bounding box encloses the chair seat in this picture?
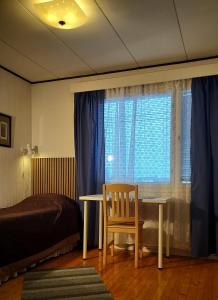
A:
[108,220,144,234]
[108,220,144,226]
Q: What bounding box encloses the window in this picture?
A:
[104,93,172,183]
[180,90,192,182]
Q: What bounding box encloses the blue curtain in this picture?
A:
[191,75,218,256]
[74,90,105,248]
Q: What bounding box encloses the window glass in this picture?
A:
[104,93,172,183]
[180,90,192,182]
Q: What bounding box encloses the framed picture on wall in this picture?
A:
[0,113,11,147]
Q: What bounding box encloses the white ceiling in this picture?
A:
[0,0,217,83]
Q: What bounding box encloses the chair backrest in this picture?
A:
[103,183,138,225]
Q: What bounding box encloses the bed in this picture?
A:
[0,193,81,283]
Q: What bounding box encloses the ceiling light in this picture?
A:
[34,0,86,29]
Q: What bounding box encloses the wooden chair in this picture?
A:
[103,183,143,268]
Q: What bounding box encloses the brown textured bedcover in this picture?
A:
[0,194,81,279]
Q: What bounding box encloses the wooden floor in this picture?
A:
[1,249,218,300]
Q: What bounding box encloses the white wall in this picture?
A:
[31,80,74,157]
[0,68,31,208]
[32,58,218,157]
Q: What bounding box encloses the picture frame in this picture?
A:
[0,113,11,148]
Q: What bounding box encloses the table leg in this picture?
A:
[166,202,170,257]
[99,201,103,250]
[83,200,88,259]
[158,203,163,269]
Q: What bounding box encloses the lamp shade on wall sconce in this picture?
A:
[34,0,87,29]
[21,144,38,156]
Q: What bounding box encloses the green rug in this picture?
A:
[22,266,114,300]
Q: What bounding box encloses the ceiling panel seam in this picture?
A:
[0,36,57,77]
[17,0,98,74]
[173,0,189,60]
[39,29,97,74]
[95,0,139,68]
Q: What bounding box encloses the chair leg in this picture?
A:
[103,228,107,267]
[135,230,139,268]
[110,233,114,257]
[139,225,143,259]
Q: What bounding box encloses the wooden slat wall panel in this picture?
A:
[32,158,76,199]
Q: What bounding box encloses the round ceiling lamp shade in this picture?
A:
[34,0,87,29]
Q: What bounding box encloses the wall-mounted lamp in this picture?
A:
[34,0,87,30]
[20,144,38,156]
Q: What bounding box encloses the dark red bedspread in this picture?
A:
[0,194,81,267]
